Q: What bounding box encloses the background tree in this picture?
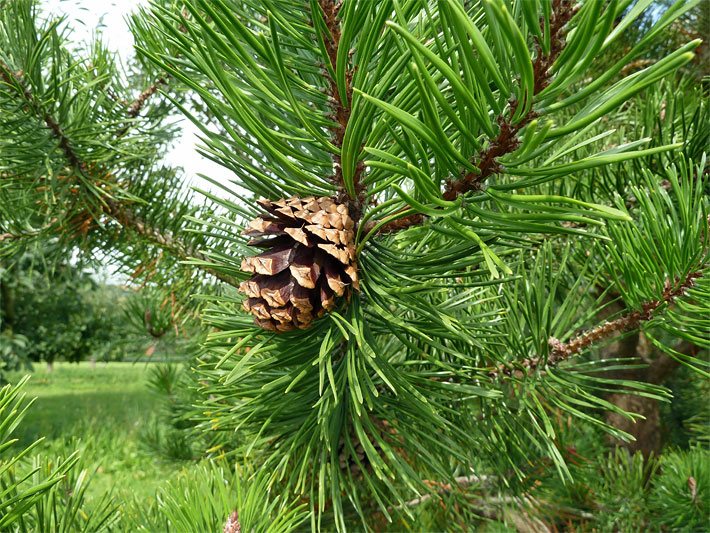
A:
[0,0,708,530]
[3,248,102,369]
[0,244,181,377]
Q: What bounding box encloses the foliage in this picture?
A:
[664,365,710,447]
[124,460,309,532]
[602,157,709,370]
[0,331,29,379]
[0,0,220,307]
[0,252,127,366]
[129,0,709,526]
[517,441,709,532]
[121,289,204,361]
[649,447,708,531]
[8,261,100,365]
[0,0,708,530]
[0,377,118,530]
[3,360,709,531]
[0,247,192,372]
[411,419,709,532]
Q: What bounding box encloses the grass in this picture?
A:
[6,361,181,504]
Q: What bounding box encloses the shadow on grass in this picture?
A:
[15,388,156,446]
[5,364,182,503]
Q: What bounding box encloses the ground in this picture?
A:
[7,361,178,504]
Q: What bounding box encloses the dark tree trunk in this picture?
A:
[603,334,692,458]
[0,277,16,330]
[587,290,690,458]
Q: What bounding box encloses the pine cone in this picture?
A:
[238,196,359,332]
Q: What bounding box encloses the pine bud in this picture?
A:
[223,511,241,533]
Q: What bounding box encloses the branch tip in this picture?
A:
[490,269,705,380]
[377,0,575,234]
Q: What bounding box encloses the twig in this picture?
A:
[1,60,86,172]
[318,0,365,220]
[0,227,47,243]
[104,198,240,286]
[549,270,703,359]
[127,78,167,117]
[115,77,168,137]
[402,474,488,508]
[0,232,27,242]
[0,62,33,105]
[401,480,565,533]
[489,269,704,379]
[377,0,576,234]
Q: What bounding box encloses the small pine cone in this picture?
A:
[223,511,241,533]
[238,196,359,332]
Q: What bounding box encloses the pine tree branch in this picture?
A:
[400,474,488,508]
[0,60,86,172]
[0,227,47,243]
[0,60,239,287]
[377,0,576,234]
[115,77,168,137]
[395,476,568,532]
[127,77,167,118]
[490,268,705,379]
[318,0,365,219]
[104,198,239,286]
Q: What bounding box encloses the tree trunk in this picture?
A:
[0,278,16,331]
[606,388,662,458]
[603,334,692,458]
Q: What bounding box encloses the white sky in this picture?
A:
[41,0,233,194]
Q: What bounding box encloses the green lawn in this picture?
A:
[7,362,179,503]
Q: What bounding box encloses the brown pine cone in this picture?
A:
[238,196,359,332]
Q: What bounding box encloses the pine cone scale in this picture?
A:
[241,245,294,275]
[284,227,312,246]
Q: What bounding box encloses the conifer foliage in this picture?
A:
[0,0,708,530]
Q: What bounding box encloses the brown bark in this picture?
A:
[605,339,694,458]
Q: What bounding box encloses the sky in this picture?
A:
[41,0,233,194]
